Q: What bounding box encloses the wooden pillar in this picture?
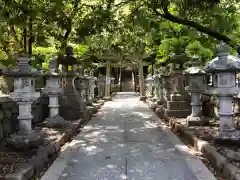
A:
[105,60,111,97]
[138,58,145,96]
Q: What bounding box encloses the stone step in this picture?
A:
[164,109,190,118]
[167,101,190,110]
[170,94,185,101]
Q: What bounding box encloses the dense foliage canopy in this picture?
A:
[0,0,239,68]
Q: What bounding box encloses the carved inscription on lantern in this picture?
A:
[217,73,236,87]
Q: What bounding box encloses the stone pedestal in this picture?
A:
[164,94,190,118]
[163,75,172,103]
[104,60,111,99]
[186,92,206,126]
[43,77,68,128]
[163,70,190,118]
[214,95,240,144]
[8,100,43,149]
[84,75,92,104]
[152,74,159,102]
[145,75,153,98]
[158,75,164,105]
[60,73,82,120]
[97,75,105,98]
[89,72,96,103]
[77,76,86,117]
[156,75,172,118]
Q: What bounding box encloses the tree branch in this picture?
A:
[9,25,23,48]
[152,5,237,48]
[60,0,80,49]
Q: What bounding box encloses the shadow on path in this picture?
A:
[41,92,216,180]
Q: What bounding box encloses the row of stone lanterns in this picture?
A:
[150,42,240,142]
[2,53,102,149]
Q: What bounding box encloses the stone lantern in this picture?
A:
[145,74,154,98]
[97,74,105,97]
[3,53,43,149]
[161,66,172,103]
[185,56,206,126]
[89,69,97,102]
[84,69,91,104]
[74,63,86,117]
[42,58,68,128]
[58,46,82,120]
[110,77,115,93]
[152,70,160,102]
[157,69,165,105]
[204,43,240,141]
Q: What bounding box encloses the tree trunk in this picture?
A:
[23,28,27,51]
[28,17,33,55]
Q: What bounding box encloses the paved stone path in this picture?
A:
[41,92,216,180]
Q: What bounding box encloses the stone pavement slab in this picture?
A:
[41,92,216,180]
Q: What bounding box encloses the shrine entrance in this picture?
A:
[120,69,134,92]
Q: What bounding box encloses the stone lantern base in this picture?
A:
[152,97,158,102]
[214,130,240,145]
[147,95,153,99]
[156,100,164,105]
[43,115,69,128]
[139,96,147,101]
[156,106,165,119]
[7,130,43,149]
[103,96,112,101]
[186,116,209,126]
[163,93,190,118]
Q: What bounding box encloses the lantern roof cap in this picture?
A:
[185,66,205,75]
[185,55,205,74]
[204,42,240,73]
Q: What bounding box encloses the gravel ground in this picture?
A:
[177,132,225,180]
[0,127,64,177]
[169,118,240,180]
[192,124,240,169]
